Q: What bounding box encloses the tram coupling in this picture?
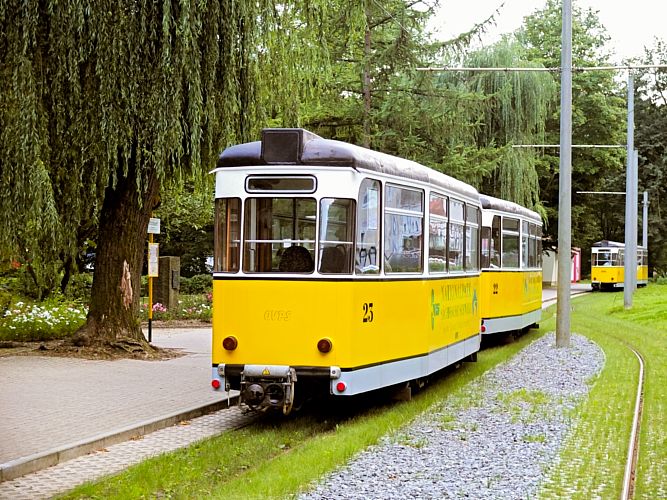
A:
[240,365,297,415]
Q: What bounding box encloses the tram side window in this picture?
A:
[465,205,480,272]
[491,215,501,268]
[449,199,465,272]
[502,217,520,268]
[428,194,447,273]
[356,179,381,274]
[319,198,355,274]
[617,250,624,266]
[243,197,316,273]
[214,198,241,272]
[481,226,491,269]
[384,184,424,273]
[528,223,538,268]
[521,221,529,269]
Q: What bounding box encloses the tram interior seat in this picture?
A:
[278,245,314,272]
[320,245,347,273]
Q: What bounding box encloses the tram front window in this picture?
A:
[356,179,381,274]
[214,198,241,272]
[243,197,316,273]
[319,198,355,274]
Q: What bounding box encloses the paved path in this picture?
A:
[0,328,237,479]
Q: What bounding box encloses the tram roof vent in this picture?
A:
[261,128,321,165]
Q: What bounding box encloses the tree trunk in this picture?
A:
[76,158,160,350]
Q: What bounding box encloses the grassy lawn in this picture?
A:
[60,285,666,499]
[539,285,667,499]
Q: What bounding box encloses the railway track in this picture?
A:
[541,288,645,499]
[618,340,645,500]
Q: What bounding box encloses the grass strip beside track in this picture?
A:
[539,285,667,499]
[61,331,544,499]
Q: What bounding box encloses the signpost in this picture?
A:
[147,217,160,342]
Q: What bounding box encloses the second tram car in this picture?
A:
[591,240,648,291]
[210,129,483,413]
[479,195,543,335]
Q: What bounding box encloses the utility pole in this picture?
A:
[556,0,572,347]
[642,191,649,247]
[624,75,635,309]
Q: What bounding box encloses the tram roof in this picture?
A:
[592,240,625,248]
[479,194,541,224]
[216,128,479,199]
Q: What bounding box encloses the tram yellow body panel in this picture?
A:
[591,265,648,286]
[212,276,480,370]
[479,270,542,320]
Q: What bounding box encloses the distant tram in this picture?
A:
[591,240,648,291]
[479,195,543,335]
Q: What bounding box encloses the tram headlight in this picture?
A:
[223,336,238,351]
[317,337,333,353]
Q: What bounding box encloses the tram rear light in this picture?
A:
[481,320,486,333]
[211,379,221,390]
[223,336,238,351]
[336,382,347,392]
[317,338,333,353]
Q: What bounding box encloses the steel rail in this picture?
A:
[621,343,645,500]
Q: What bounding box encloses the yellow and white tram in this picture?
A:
[591,240,648,291]
[479,195,542,335]
[210,128,482,413]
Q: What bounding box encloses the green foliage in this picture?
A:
[179,274,213,295]
[0,0,330,302]
[0,298,88,342]
[634,40,667,274]
[155,181,214,277]
[516,0,627,261]
[63,273,93,304]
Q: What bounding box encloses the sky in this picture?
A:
[430,0,666,62]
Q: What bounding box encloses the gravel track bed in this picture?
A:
[301,333,604,499]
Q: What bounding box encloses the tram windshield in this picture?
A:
[243,197,317,273]
[319,198,355,274]
[593,250,622,266]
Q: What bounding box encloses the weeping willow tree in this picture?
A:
[456,40,556,212]
[0,1,328,350]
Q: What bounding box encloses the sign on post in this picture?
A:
[148,242,159,277]
[147,217,161,234]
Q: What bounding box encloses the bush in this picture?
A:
[65,273,93,303]
[180,274,212,294]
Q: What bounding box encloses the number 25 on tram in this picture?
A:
[210,128,482,414]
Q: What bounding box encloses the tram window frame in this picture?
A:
[242,197,317,273]
[428,193,448,273]
[465,204,480,272]
[491,215,501,268]
[384,184,424,274]
[214,198,241,273]
[528,223,538,268]
[246,175,316,193]
[448,199,465,272]
[356,178,381,275]
[521,221,529,269]
[502,217,520,268]
[318,198,355,274]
